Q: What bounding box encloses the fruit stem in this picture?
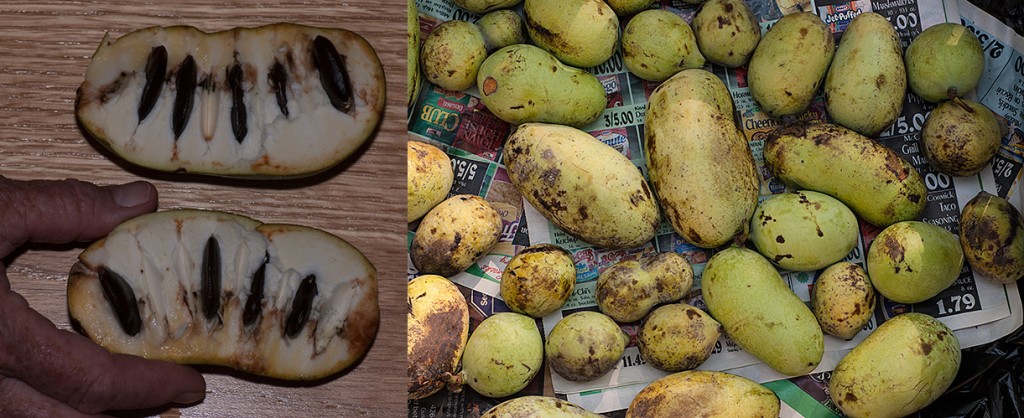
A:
[951,96,974,113]
[946,86,960,102]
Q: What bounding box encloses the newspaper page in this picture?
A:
[408,0,1024,416]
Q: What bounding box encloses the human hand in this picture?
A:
[0,177,206,417]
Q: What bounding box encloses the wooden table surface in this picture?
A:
[0,1,407,416]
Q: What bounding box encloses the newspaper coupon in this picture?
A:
[408,0,1024,416]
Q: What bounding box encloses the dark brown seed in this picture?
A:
[227,62,247,143]
[285,274,319,338]
[98,267,142,336]
[172,55,197,139]
[242,254,268,327]
[138,46,167,122]
[269,60,290,118]
[201,236,221,321]
[311,35,353,113]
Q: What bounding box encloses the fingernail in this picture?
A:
[109,181,153,208]
[173,391,205,404]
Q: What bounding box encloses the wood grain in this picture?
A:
[0,1,406,416]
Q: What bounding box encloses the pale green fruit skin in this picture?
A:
[867,221,965,304]
[411,195,502,277]
[692,0,761,68]
[922,98,1002,176]
[750,190,858,271]
[606,0,654,16]
[596,252,694,323]
[701,247,824,375]
[503,123,661,249]
[462,312,543,398]
[906,23,984,103]
[960,192,1024,284]
[764,122,926,227]
[626,371,780,418]
[647,68,734,114]
[477,10,525,51]
[452,0,522,14]
[545,311,628,382]
[646,70,757,248]
[523,0,619,68]
[483,396,602,418]
[477,44,606,127]
[811,262,875,340]
[748,12,835,117]
[420,20,487,91]
[830,313,961,418]
[637,304,722,372]
[407,141,453,222]
[407,0,421,106]
[500,244,576,318]
[622,10,705,82]
[824,12,906,137]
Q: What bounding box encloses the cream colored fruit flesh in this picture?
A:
[68,210,379,380]
[76,24,385,177]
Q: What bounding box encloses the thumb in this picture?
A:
[0,177,157,257]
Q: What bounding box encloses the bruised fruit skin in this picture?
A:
[477,44,606,127]
[477,10,526,51]
[68,209,378,380]
[408,0,421,106]
[460,312,543,398]
[622,10,705,82]
[811,262,875,340]
[482,396,602,418]
[452,0,522,14]
[701,247,824,376]
[606,0,654,16]
[421,12,524,94]
[692,0,761,68]
[411,195,503,277]
[960,192,1024,283]
[765,122,926,227]
[407,141,454,222]
[421,20,488,92]
[922,97,1003,177]
[750,190,859,271]
[646,70,758,248]
[626,370,780,418]
[905,23,984,103]
[830,313,961,418]
[747,12,835,118]
[504,123,661,249]
[596,252,694,323]
[407,275,469,399]
[546,311,628,382]
[637,304,722,372]
[824,12,906,137]
[523,0,619,68]
[867,221,964,304]
[76,24,385,178]
[500,244,576,318]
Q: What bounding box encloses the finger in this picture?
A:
[0,177,157,257]
[0,271,30,307]
[0,292,206,414]
[0,377,109,418]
